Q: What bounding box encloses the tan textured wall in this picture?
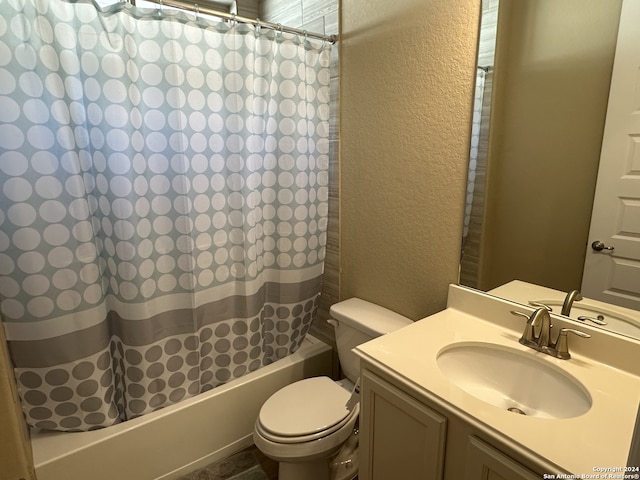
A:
[340,0,481,319]
[478,0,622,292]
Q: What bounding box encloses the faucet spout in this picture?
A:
[512,308,551,350]
[530,308,551,349]
[561,290,583,316]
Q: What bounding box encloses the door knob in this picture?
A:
[591,240,614,252]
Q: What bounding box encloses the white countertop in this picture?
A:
[355,285,640,475]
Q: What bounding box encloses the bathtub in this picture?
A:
[31,335,333,480]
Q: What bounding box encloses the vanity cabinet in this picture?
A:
[359,368,546,480]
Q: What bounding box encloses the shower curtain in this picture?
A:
[0,0,331,431]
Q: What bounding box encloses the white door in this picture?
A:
[581,0,640,310]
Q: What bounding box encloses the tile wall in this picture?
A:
[235,0,259,18]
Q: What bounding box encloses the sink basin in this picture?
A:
[533,299,640,338]
[436,342,591,419]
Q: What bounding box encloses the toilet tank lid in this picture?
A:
[329,298,412,336]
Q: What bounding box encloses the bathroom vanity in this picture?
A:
[354,285,640,479]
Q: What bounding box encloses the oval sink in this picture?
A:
[436,342,591,419]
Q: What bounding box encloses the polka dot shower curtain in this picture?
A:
[0,0,331,431]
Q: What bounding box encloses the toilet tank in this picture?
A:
[329,298,413,383]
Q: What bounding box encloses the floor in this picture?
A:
[178,446,360,480]
[178,446,278,480]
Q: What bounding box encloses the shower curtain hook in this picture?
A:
[194,3,200,19]
[277,23,283,38]
[303,30,308,43]
[255,18,261,36]
[157,0,163,17]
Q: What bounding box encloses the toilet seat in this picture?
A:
[253,402,359,464]
[257,376,357,444]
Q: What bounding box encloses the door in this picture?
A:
[582,0,640,310]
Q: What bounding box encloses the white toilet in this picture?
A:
[253,298,412,480]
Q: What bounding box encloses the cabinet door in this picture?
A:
[360,370,447,480]
[465,436,540,480]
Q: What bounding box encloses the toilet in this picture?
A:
[253,298,413,480]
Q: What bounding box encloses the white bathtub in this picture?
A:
[31,335,333,480]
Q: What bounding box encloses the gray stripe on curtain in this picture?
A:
[9,277,322,367]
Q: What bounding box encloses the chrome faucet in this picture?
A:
[561,290,583,316]
[511,308,590,359]
[511,308,552,350]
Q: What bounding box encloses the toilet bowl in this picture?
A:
[253,298,412,480]
[254,377,359,480]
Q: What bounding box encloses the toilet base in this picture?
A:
[279,458,330,480]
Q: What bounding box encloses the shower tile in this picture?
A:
[301,17,325,36]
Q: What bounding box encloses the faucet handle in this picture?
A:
[577,315,607,326]
[550,328,591,360]
[511,310,536,347]
[528,301,553,312]
[511,310,539,348]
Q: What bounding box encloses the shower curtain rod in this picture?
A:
[149,0,338,44]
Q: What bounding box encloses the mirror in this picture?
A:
[460,0,640,339]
